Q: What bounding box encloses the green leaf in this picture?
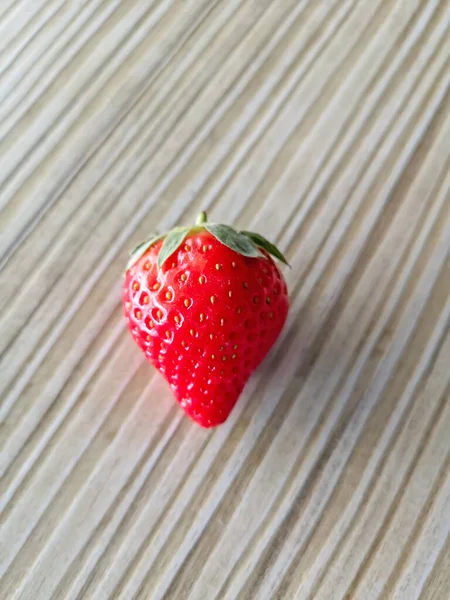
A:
[241,231,290,266]
[157,227,190,268]
[205,224,261,258]
[126,234,165,271]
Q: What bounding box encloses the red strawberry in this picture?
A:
[123,212,289,427]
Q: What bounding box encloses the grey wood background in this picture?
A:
[0,1,449,598]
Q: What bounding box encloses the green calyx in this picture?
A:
[126,211,290,272]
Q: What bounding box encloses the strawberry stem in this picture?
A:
[196,211,208,226]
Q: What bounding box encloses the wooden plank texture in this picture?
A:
[0,1,449,598]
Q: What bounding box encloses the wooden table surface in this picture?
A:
[1,1,449,599]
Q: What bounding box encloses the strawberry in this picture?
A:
[123,212,289,427]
